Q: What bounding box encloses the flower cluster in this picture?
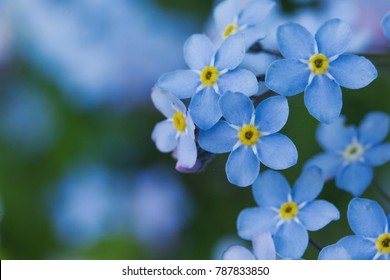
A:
[151,0,390,260]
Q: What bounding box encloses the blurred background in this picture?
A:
[0,0,389,260]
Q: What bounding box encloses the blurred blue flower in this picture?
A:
[305,112,390,197]
[211,235,246,260]
[265,19,377,123]
[382,11,390,40]
[237,167,339,259]
[335,198,390,260]
[199,92,297,187]
[151,88,197,168]
[223,232,276,260]
[158,33,258,130]
[318,244,351,260]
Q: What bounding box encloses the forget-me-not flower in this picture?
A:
[158,33,258,130]
[198,91,297,187]
[334,198,390,260]
[237,167,340,258]
[265,19,378,124]
[151,88,197,169]
[305,112,390,197]
[382,11,390,40]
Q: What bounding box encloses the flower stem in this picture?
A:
[309,237,323,252]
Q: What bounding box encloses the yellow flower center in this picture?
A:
[309,53,329,74]
[239,125,260,146]
[376,233,390,254]
[223,23,239,38]
[200,66,219,86]
[279,202,299,220]
[173,111,186,132]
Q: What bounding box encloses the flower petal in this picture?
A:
[382,11,390,40]
[237,207,279,240]
[215,33,246,70]
[176,134,197,169]
[257,133,298,170]
[274,221,308,259]
[241,25,267,49]
[189,87,222,130]
[239,0,275,26]
[255,96,289,134]
[337,236,377,260]
[358,112,390,146]
[329,55,377,89]
[213,0,240,32]
[198,121,237,154]
[335,162,373,197]
[292,166,324,204]
[318,244,351,260]
[158,70,199,99]
[219,91,254,126]
[315,19,351,57]
[252,170,290,208]
[223,245,255,260]
[151,121,177,152]
[226,145,259,187]
[347,198,387,238]
[277,23,315,60]
[304,153,342,180]
[252,231,276,260]
[151,87,186,118]
[265,59,310,96]
[218,68,258,97]
[304,75,342,124]
[298,200,340,231]
[365,143,390,167]
[184,34,214,70]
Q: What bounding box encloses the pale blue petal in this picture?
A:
[298,200,340,231]
[257,134,298,170]
[304,153,343,180]
[213,0,241,31]
[240,52,277,76]
[158,70,199,99]
[315,19,351,57]
[218,69,258,97]
[304,75,342,124]
[265,59,310,96]
[318,244,351,260]
[252,170,290,208]
[316,116,357,152]
[241,25,267,49]
[274,221,308,259]
[365,143,390,167]
[292,166,324,204]
[219,91,254,126]
[336,162,373,197]
[358,112,390,146]
[183,34,214,70]
[198,121,237,154]
[226,145,259,187]
[177,133,197,169]
[237,207,279,240]
[252,231,276,260]
[255,96,289,134]
[382,12,390,40]
[189,87,222,130]
[329,55,377,89]
[337,236,377,260]
[151,87,186,118]
[378,254,390,260]
[347,198,387,238]
[277,23,315,60]
[151,121,177,152]
[239,0,275,26]
[223,245,255,260]
[215,33,246,70]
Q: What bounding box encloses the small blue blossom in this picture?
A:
[223,232,276,260]
[382,11,390,40]
[305,112,390,197]
[151,88,197,169]
[213,0,275,48]
[237,167,340,259]
[158,33,258,130]
[330,198,390,260]
[265,19,378,124]
[198,91,297,187]
[318,244,351,260]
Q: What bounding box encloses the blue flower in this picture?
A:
[382,11,390,40]
[151,88,197,168]
[198,92,297,187]
[158,34,258,130]
[237,167,340,259]
[223,232,276,260]
[213,0,275,48]
[305,112,390,197]
[330,198,390,260]
[265,19,378,124]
